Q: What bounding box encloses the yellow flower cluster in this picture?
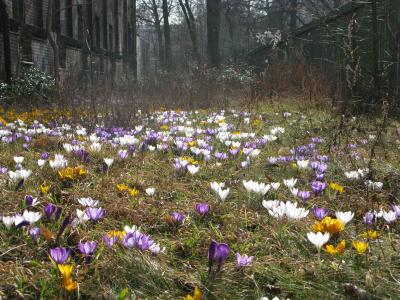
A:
[324,240,346,256]
[184,287,202,300]
[181,156,199,165]
[58,264,78,292]
[116,184,139,197]
[352,241,368,254]
[0,108,73,124]
[312,216,344,234]
[160,125,169,131]
[58,166,86,181]
[107,230,125,240]
[329,182,345,193]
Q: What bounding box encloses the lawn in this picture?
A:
[0,103,399,299]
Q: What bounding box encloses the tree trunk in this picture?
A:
[371,0,380,103]
[151,0,164,70]
[224,9,237,63]
[46,0,60,90]
[290,0,297,32]
[162,0,172,70]
[207,0,222,68]
[131,0,137,80]
[0,0,12,83]
[178,0,201,63]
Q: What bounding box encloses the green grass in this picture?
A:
[1,102,400,299]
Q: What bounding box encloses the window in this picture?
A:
[12,0,24,21]
[86,2,93,44]
[65,0,73,37]
[77,4,84,40]
[114,0,119,53]
[109,25,113,52]
[102,0,108,49]
[34,0,43,28]
[95,16,100,48]
[52,0,61,34]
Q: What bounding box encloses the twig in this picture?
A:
[0,243,27,257]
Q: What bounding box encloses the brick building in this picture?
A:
[0,0,138,82]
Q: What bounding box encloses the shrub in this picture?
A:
[0,67,55,106]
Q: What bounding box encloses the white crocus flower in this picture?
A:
[210,182,225,193]
[124,225,140,233]
[187,165,199,175]
[364,180,383,191]
[49,154,68,170]
[243,180,270,195]
[307,232,330,249]
[290,188,299,196]
[13,156,24,164]
[22,210,42,224]
[145,187,156,196]
[63,143,74,153]
[335,211,354,225]
[262,200,280,210]
[283,178,297,189]
[382,210,397,223]
[217,188,230,201]
[271,182,280,190]
[38,159,46,167]
[14,214,25,226]
[285,201,309,220]
[297,160,309,170]
[9,169,32,182]
[2,216,15,229]
[104,158,114,167]
[90,142,102,152]
[75,209,90,224]
[78,197,99,207]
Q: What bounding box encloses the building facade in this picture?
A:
[0,0,137,83]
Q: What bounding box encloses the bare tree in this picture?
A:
[207,0,222,68]
[178,0,201,63]
[162,0,172,70]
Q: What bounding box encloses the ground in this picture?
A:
[0,102,399,299]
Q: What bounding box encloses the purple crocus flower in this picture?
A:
[41,152,49,160]
[215,152,228,160]
[78,241,98,256]
[171,212,185,224]
[44,203,56,219]
[118,149,128,160]
[208,240,230,273]
[122,232,141,248]
[55,207,62,221]
[315,172,325,181]
[297,190,311,201]
[137,234,154,251]
[103,235,118,247]
[0,167,8,174]
[229,148,240,156]
[312,207,329,220]
[363,211,375,226]
[86,207,105,221]
[236,253,254,267]
[317,163,328,173]
[25,195,35,207]
[29,227,40,240]
[311,181,327,194]
[195,203,210,216]
[50,247,70,264]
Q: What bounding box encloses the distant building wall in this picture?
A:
[0,0,138,83]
